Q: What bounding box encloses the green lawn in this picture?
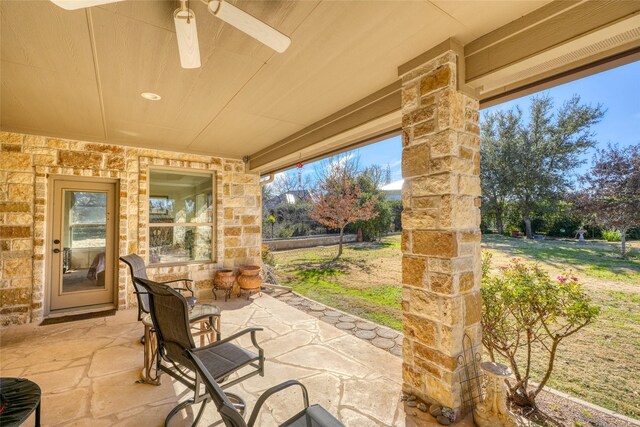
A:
[271,234,640,419]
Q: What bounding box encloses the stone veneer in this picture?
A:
[0,132,262,326]
[399,50,482,414]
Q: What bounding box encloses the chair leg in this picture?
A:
[165,399,195,427]
[191,399,208,427]
[225,393,246,416]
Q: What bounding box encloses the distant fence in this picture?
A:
[264,234,357,251]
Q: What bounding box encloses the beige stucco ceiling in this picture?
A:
[0,0,553,159]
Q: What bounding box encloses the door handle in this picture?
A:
[53,248,61,254]
[53,239,60,244]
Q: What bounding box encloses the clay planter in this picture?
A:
[213,269,236,301]
[237,265,262,299]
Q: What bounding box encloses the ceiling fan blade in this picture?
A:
[50,0,123,10]
[174,8,201,69]
[208,1,291,53]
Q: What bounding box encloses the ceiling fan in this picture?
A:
[50,0,291,69]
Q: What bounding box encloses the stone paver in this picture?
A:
[390,346,403,357]
[377,328,399,339]
[335,322,356,330]
[324,310,342,317]
[320,316,340,324]
[371,337,396,349]
[356,321,378,331]
[354,330,377,340]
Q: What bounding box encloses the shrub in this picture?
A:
[545,215,582,237]
[261,244,275,266]
[481,255,599,408]
[602,229,621,242]
[277,226,293,238]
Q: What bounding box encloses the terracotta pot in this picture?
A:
[214,269,235,290]
[237,265,262,291]
[213,269,236,301]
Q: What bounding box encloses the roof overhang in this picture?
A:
[248,0,640,175]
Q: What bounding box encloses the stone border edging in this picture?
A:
[267,289,404,357]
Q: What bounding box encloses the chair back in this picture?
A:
[186,349,248,427]
[120,254,150,316]
[137,278,196,369]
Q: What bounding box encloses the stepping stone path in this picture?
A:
[269,290,403,357]
[336,322,356,330]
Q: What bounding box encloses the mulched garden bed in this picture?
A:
[527,389,639,427]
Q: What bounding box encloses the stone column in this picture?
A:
[400,46,481,415]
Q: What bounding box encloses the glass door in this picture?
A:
[49,179,116,312]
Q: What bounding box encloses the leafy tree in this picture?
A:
[481,94,605,238]
[390,200,403,231]
[351,199,392,241]
[481,254,599,408]
[310,170,378,259]
[349,165,391,240]
[481,109,520,234]
[576,143,640,258]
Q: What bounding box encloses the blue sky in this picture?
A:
[280,60,639,185]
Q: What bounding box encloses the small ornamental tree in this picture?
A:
[576,143,640,258]
[310,175,377,259]
[481,254,599,408]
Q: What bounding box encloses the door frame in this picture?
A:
[45,175,120,317]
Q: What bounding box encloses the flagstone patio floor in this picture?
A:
[0,294,473,426]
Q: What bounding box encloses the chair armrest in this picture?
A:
[192,327,264,368]
[160,278,194,295]
[247,380,309,427]
[196,327,263,349]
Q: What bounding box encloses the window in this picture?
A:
[67,191,107,248]
[148,169,214,265]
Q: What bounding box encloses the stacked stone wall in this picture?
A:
[0,132,261,326]
[399,51,482,413]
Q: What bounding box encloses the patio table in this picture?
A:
[0,377,41,427]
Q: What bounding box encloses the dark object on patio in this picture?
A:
[120,253,197,321]
[186,348,344,427]
[0,377,41,427]
[138,278,265,427]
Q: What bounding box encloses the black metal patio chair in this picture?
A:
[138,278,265,427]
[186,348,344,427]
[120,254,197,321]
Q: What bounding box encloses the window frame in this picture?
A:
[146,166,216,267]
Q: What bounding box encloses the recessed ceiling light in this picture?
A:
[141,92,161,101]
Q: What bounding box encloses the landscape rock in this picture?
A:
[429,404,441,417]
[436,414,452,425]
